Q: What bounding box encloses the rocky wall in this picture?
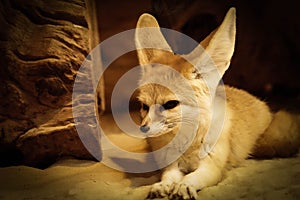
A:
[0,0,101,168]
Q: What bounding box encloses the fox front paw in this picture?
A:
[147,181,174,199]
[170,183,198,200]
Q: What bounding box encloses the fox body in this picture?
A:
[135,8,300,199]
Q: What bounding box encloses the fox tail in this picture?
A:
[253,110,300,158]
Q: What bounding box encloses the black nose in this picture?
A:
[140,125,150,133]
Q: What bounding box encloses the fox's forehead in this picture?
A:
[140,50,198,81]
[138,84,178,105]
[150,51,192,72]
[152,52,183,63]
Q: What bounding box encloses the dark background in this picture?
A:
[0,0,299,168]
[98,0,300,112]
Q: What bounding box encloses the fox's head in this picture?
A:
[135,8,236,137]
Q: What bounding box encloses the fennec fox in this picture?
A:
[135,8,300,199]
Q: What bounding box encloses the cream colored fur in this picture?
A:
[135,8,300,200]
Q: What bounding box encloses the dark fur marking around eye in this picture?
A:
[142,103,149,111]
[162,100,180,110]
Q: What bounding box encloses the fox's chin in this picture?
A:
[145,131,167,138]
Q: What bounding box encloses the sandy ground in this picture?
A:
[0,156,299,200]
[1,113,300,200]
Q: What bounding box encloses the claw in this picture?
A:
[170,183,198,200]
[187,186,198,200]
[146,181,173,199]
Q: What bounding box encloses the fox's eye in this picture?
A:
[142,103,149,111]
[162,100,179,110]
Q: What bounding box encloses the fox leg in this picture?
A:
[171,137,230,199]
[171,156,223,199]
[147,162,184,198]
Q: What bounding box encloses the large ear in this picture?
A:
[135,13,172,69]
[184,8,236,89]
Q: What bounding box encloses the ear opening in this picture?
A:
[135,13,173,71]
[204,7,236,75]
[184,8,236,90]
